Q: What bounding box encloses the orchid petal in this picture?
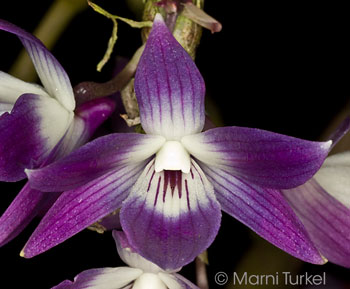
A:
[0,71,49,104]
[44,97,116,164]
[283,179,350,267]
[159,273,200,289]
[134,14,205,140]
[26,133,165,192]
[52,267,142,289]
[0,93,73,182]
[0,19,75,111]
[201,164,325,264]
[182,126,332,189]
[113,231,164,274]
[313,151,350,208]
[22,162,145,258]
[0,183,59,246]
[120,160,221,270]
[74,97,116,142]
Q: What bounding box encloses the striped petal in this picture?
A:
[52,267,142,289]
[22,162,145,258]
[0,183,59,246]
[313,151,350,208]
[283,178,350,267]
[120,159,221,270]
[26,133,165,192]
[134,14,205,140]
[0,19,75,111]
[201,164,325,264]
[182,126,332,189]
[0,93,73,182]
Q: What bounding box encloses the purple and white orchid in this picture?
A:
[53,231,198,289]
[283,151,350,268]
[21,14,345,269]
[0,20,115,245]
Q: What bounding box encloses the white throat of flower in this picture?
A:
[154,141,191,173]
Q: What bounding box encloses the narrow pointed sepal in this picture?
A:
[22,163,146,258]
[201,164,325,264]
[0,19,75,110]
[0,183,59,246]
[283,178,350,267]
[120,160,221,270]
[182,126,332,189]
[135,14,205,140]
[26,133,165,192]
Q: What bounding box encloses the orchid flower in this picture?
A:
[0,20,115,245]
[22,14,345,269]
[283,150,350,268]
[53,231,198,289]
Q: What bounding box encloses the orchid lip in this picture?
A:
[155,140,191,173]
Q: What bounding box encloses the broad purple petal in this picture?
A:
[283,179,350,267]
[182,126,332,189]
[120,160,221,270]
[22,162,145,258]
[313,151,350,208]
[134,14,205,140]
[0,19,75,110]
[201,164,325,264]
[0,182,60,246]
[51,267,142,289]
[26,133,165,192]
[0,93,72,182]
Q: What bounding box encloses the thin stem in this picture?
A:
[74,44,145,105]
[196,256,210,289]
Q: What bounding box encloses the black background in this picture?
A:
[1,1,350,288]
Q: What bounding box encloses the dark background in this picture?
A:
[1,1,349,288]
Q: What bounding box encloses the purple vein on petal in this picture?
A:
[283,179,350,267]
[22,162,145,258]
[201,163,324,264]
